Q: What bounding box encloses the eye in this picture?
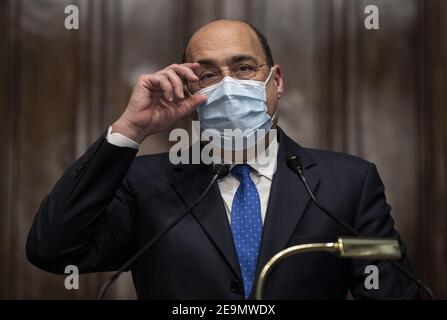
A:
[238,64,254,72]
[199,72,217,80]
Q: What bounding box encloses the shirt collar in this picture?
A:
[212,133,278,181]
[247,135,278,180]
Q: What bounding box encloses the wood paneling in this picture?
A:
[1,0,446,299]
[418,0,447,298]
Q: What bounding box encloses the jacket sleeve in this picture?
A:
[348,163,419,299]
[26,133,140,274]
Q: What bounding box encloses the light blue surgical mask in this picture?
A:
[197,69,274,150]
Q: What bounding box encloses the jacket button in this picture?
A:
[230,280,243,294]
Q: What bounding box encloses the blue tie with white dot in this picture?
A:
[230,164,263,299]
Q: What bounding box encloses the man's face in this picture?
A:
[186,20,284,126]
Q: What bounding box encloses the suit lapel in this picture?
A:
[170,163,242,282]
[254,129,321,282]
[168,128,320,289]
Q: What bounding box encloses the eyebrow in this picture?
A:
[231,55,258,64]
[196,55,259,67]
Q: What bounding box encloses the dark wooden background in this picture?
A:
[1,0,446,299]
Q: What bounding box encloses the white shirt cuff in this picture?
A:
[106,125,140,149]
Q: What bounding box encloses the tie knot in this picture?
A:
[231,164,252,181]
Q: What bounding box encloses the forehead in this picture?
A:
[187,22,265,65]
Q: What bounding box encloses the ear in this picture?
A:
[273,65,284,99]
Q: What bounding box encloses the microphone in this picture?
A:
[285,153,436,299]
[286,154,359,236]
[97,163,230,299]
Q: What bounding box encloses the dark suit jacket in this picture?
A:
[26,128,418,299]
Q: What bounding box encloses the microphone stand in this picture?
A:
[97,164,230,299]
[255,237,402,300]
[284,153,436,300]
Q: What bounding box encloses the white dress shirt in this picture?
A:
[106,126,278,226]
[106,125,140,149]
[215,138,278,225]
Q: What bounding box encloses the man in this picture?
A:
[27,20,418,299]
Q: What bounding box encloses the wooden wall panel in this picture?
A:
[0,0,16,299]
[119,0,192,156]
[418,0,447,298]
[13,0,91,299]
[344,0,421,255]
[264,0,333,149]
[1,0,446,299]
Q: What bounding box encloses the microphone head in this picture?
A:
[285,153,303,173]
[212,163,230,179]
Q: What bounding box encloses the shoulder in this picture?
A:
[302,148,378,187]
[125,152,172,183]
[279,128,375,179]
[305,148,372,171]
[301,148,386,213]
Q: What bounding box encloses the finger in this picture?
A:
[167,64,199,83]
[138,74,158,90]
[149,91,165,99]
[180,62,201,69]
[177,93,207,115]
[151,75,174,102]
[164,69,185,100]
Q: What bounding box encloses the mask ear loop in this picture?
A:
[264,68,276,122]
[264,68,274,85]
